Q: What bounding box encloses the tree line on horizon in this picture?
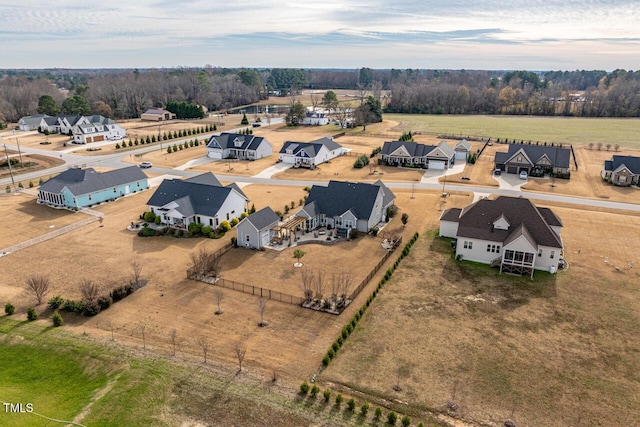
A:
[0,67,638,123]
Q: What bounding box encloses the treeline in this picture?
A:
[2,68,640,122]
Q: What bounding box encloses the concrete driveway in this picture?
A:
[493,173,528,190]
[420,163,466,184]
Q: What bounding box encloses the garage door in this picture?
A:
[94,135,105,142]
[260,230,270,246]
[455,151,467,161]
[207,151,223,159]
[429,160,446,170]
[507,166,518,174]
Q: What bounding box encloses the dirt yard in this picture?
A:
[321,203,640,427]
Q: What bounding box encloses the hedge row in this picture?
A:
[114,125,217,149]
[322,232,420,367]
[47,283,135,317]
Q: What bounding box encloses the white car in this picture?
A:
[519,170,528,180]
[139,161,152,169]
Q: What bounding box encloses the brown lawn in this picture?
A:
[1,154,65,181]
[321,202,640,427]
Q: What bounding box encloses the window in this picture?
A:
[88,194,92,201]
[463,241,472,250]
[550,250,555,259]
[487,244,491,252]
[538,249,543,257]
[209,219,213,226]
[245,235,250,242]
[215,218,219,226]
[114,188,117,193]
[226,213,230,220]
[496,245,501,253]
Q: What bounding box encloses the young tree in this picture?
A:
[241,113,249,125]
[214,288,224,315]
[257,297,268,327]
[25,275,51,305]
[322,90,339,115]
[285,101,306,126]
[235,345,247,372]
[79,279,101,303]
[401,213,409,226]
[196,336,209,363]
[293,249,306,267]
[300,268,315,303]
[131,260,143,288]
[170,328,178,356]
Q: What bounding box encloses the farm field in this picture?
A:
[321,205,640,426]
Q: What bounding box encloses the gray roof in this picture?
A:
[184,172,222,187]
[455,139,472,151]
[146,173,247,218]
[494,144,570,169]
[607,155,640,174]
[143,108,171,115]
[19,114,50,126]
[373,179,396,207]
[86,115,116,125]
[302,180,393,220]
[279,137,342,156]
[58,115,84,126]
[381,140,454,159]
[443,196,562,248]
[243,207,280,230]
[40,166,147,196]
[206,132,270,151]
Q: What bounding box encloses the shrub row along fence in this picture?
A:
[318,232,420,370]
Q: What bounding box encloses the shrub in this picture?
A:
[327,348,335,359]
[310,385,320,398]
[347,398,356,411]
[418,423,424,427]
[4,302,15,315]
[335,394,343,406]
[337,336,343,346]
[332,341,340,352]
[322,355,330,366]
[97,295,113,310]
[202,226,214,238]
[47,295,65,310]
[323,389,331,402]
[143,211,156,222]
[188,222,203,234]
[27,307,38,321]
[230,218,239,227]
[115,143,120,149]
[299,381,310,395]
[52,311,63,327]
[83,301,101,316]
[154,216,161,225]
[401,415,411,427]
[374,407,382,419]
[361,402,370,416]
[219,220,231,232]
[387,411,397,425]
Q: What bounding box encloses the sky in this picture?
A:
[1,1,639,70]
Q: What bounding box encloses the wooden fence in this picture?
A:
[348,236,402,301]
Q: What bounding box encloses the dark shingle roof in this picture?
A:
[610,155,640,174]
[440,208,462,222]
[146,176,240,218]
[381,141,438,157]
[184,172,222,187]
[453,196,562,248]
[373,179,396,207]
[206,133,268,151]
[244,207,280,230]
[279,137,342,156]
[40,166,147,196]
[494,144,571,168]
[303,180,392,220]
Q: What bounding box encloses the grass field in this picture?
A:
[321,204,640,426]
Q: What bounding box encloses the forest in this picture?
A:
[0,67,639,123]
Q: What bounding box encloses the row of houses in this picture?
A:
[18,114,126,144]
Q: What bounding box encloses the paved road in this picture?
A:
[2,116,639,214]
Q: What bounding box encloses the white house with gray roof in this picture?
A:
[206,132,272,160]
[278,137,343,168]
[38,166,148,209]
[296,180,395,233]
[146,173,248,230]
[236,207,280,249]
[380,140,456,170]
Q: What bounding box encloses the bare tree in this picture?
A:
[393,363,411,392]
[300,269,315,303]
[188,248,221,279]
[309,92,320,110]
[79,279,101,303]
[25,275,51,305]
[131,260,143,288]
[235,345,247,373]
[106,321,115,341]
[214,289,224,315]
[333,271,353,305]
[334,102,353,128]
[140,324,146,351]
[314,271,325,302]
[196,336,209,363]
[169,328,177,356]
[257,297,268,327]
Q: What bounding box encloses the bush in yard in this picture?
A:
[241,113,249,125]
[361,402,370,416]
[188,222,203,234]
[417,422,424,427]
[347,398,356,411]
[401,415,411,427]
[323,389,331,402]
[299,381,310,395]
[219,220,231,232]
[230,217,239,227]
[332,341,340,352]
[335,394,343,406]
[4,302,15,315]
[48,295,65,310]
[82,301,101,316]
[201,226,213,238]
[154,216,161,225]
[387,411,397,425]
[52,311,63,327]
[322,355,330,366]
[27,307,38,321]
[97,295,113,310]
[310,385,320,398]
[143,211,156,222]
[374,407,382,419]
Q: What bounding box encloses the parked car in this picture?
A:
[519,170,528,180]
[252,122,261,128]
[461,176,471,181]
[493,169,501,176]
[139,161,152,169]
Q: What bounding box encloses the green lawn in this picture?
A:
[385,113,640,148]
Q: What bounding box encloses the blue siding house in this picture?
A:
[38,166,148,209]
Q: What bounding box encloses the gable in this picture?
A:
[504,234,537,252]
[506,148,533,166]
[390,145,411,157]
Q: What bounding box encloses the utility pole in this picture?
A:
[15,136,23,167]
[4,144,16,190]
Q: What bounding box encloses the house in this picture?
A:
[37,166,148,209]
[18,114,50,131]
[236,207,280,249]
[380,140,455,169]
[146,172,248,230]
[494,144,571,177]
[206,132,272,160]
[302,111,329,126]
[40,116,59,133]
[140,108,177,121]
[295,180,395,233]
[439,196,564,277]
[278,137,343,168]
[601,155,640,187]
[56,115,86,135]
[72,115,127,144]
[454,139,472,161]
